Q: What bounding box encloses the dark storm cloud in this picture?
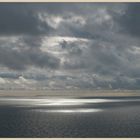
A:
[0,3,61,70]
[42,3,125,39]
[25,48,60,69]
[61,40,124,73]
[0,4,53,35]
[0,45,60,70]
[0,3,140,89]
[60,40,83,55]
[19,36,43,48]
[119,3,140,37]
[0,3,124,37]
[0,72,20,79]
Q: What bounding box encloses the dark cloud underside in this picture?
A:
[0,4,53,35]
[0,3,140,90]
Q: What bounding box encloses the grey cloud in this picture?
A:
[60,40,83,55]
[60,36,140,89]
[26,48,60,69]
[0,3,140,90]
[0,44,60,70]
[118,3,140,37]
[49,3,125,39]
[19,36,43,48]
[0,4,53,35]
[0,72,20,79]
[46,3,140,89]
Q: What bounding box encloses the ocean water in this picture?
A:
[0,96,140,137]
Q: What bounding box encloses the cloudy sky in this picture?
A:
[0,3,140,90]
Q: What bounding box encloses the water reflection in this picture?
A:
[0,97,140,107]
[33,108,102,113]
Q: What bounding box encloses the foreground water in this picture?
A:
[0,96,140,137]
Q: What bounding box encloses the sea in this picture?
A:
[0,95,140,137]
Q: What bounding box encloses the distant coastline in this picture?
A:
[0,89,140,97]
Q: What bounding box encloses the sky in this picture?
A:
[0,3,140,90]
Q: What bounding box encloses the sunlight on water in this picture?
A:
[33,108,102,113]
[0,97,140,106]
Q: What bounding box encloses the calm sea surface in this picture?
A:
[0,95,140,137]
